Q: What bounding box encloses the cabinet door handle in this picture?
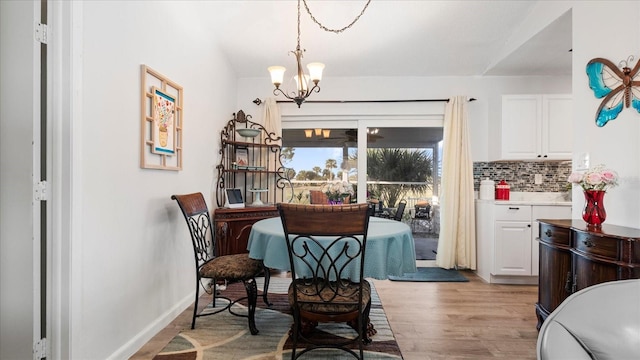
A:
[508,207,520,210]
[583,240,595,247]
[545,229,552,237]
[527,224,531,227]
[564,271,572,293]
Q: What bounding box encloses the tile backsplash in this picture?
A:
[473,161,572,192]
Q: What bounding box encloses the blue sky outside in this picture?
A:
[284,147,352,177]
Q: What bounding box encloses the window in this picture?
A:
[281,126,443,208]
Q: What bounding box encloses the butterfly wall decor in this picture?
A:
[586,55,640,127]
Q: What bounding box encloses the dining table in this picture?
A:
[247,216,417,279]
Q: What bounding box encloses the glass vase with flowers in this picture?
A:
[567,164,618,227]
[321,180,355,205]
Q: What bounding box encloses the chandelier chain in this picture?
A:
[302,0,371,34]
[296,0,301,48]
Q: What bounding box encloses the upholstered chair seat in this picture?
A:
[199,253,263,280]
[288,280,371,316]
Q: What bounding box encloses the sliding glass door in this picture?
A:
[364,126,440,209]
[281,127,359,204]
[281,118,443,211]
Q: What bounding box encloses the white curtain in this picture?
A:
[435,96,476,270]
[261,98,281,145]
[254,98,281,189]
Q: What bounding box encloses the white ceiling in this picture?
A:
[208,0,572,78]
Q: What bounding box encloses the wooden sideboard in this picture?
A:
[536,219,640,329]
[213,206,279,256]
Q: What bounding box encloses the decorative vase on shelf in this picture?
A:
[582,190,606,227]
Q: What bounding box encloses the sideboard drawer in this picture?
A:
[573,232,618,260]
[539,223,570,246]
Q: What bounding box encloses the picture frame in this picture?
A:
[140,65,183,171]
[235,146,249,167]
[152,86,176,155]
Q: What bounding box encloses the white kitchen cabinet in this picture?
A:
[494,220,532,275]
[475,201,571,284]
[501,94,572,160]
[493,205,532,276]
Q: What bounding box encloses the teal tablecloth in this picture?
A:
[247,216,417,280]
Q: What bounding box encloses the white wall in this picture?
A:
[571,2,640,227]
[53,1,239,358]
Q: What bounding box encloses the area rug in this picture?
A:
[153,277,403,359]
[388,267,469,282]
[413,234,438,260]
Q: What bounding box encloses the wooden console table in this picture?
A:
[536,219,640,330]
[213,206,278,256]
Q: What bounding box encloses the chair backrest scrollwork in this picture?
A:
[278,203,370,304]
[171,193,215,268]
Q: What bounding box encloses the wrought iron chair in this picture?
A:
[171,192,269,334]
[278,203,372,360]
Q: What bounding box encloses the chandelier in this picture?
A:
[268,0,323,108]
[268,0,371,108]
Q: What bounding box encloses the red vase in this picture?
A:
[582,190,606,227]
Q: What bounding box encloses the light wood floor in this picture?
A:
[131,269,539,359]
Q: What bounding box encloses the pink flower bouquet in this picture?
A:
[567,164,618,191]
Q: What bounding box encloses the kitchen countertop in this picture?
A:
[475,192,572,206]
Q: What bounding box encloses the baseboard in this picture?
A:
[490,275,538,285]
[107,291,195,360]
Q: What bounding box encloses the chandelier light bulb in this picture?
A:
[293,74,310,92]
[268,66,286,87]
[307,62,325,83]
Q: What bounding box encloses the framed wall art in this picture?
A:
[140,65,183,170]
[152,86,176,155]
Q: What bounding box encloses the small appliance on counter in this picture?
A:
[495,180,510,200]
[479,178,495,200]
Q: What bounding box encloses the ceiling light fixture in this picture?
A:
[304,128,331,138]
[268,0,371,108]
[268,0,324,108]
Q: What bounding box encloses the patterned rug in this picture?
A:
[153,277,403,359]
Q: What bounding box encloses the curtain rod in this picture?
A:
[252,98,476,105]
